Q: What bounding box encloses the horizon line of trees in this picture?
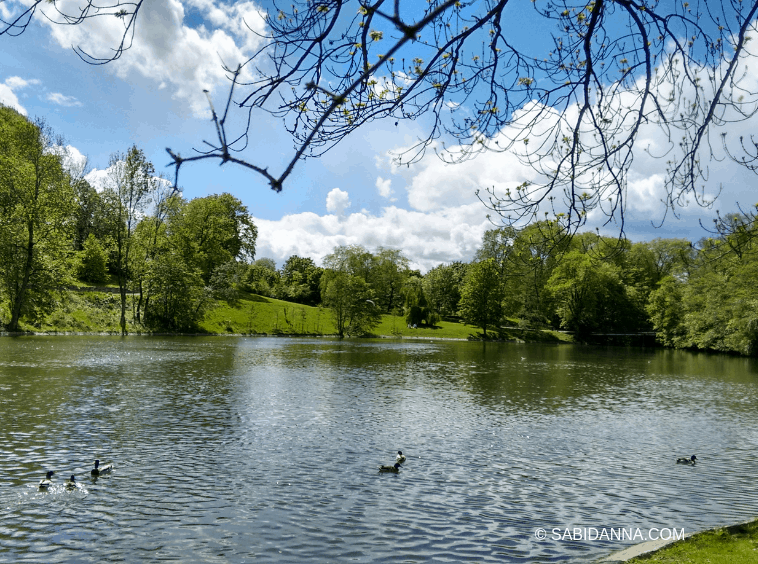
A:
[247,208,758,357]
[2,105,756,355]
[246,214,758,355]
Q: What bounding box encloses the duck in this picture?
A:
[676,455,697,465]
[91,459,113,476]
[38,470,55,489]
[379,463,401,473]
[396,451,406,464]
[66,475,77,489]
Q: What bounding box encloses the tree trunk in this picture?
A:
[120,284,127,335]
[136,280,143,324]
[8,221,35,332]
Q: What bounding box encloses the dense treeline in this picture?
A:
[1,106,756,354]
[245,212,758,354]
[126,211,758,356]
[0,106,257,333]
[468,217,758,356]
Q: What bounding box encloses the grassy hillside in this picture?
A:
[5,288,571,343]
[200,294,335,335]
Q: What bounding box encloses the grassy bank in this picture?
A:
[625,519,758,563]
[4,288,571,343]
[196,294,571,343]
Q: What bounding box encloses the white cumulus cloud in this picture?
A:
[254,202,491,273]
[31,0,267,117]
[326,188,351,215]
[0,76,40,115]
[375,176,394,200]
[46,92,82,107]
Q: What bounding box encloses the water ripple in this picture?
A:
[1,337,758,562]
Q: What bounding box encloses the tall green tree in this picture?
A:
[459,259,504,338]
[129,186,178,323]
[403,276,439,327]
[174,193,257,284]
[72,178,110,251]
[475,227,517,274]
[102,145,159,335]
[502,221,570,326]
[547,250,643,336]
[323,245,375,282]
[0,108,75,331]
[423,261,467,317]
[78,233,109,284]
[244,258,280,297]
[674,223,758,355]
[134,194,204,331]
[320,270,380,338]
[646,276,688,348]
[372,247,409,313]
[279,255,323,305]
[142,246,207,332]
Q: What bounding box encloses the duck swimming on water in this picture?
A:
[66,475,77,489]
[379,463,401,473]
[396,451,406,463]
[91,460,113,476]
[676,455,697,465]
[39,471,54,489]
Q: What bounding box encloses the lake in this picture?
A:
[1,336,757,562]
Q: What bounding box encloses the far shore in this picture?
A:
[0,330,508,342]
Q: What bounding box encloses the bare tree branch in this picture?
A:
[0,0,142,62]
[6,0,758,235]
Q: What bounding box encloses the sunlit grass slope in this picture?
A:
[11,289,571,343]
[200,294,336,335]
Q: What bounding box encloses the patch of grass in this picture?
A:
[199,295,336,335]
[68,274,121,290]
[372,314,476,340]
[28,291,124,333]
[498,326,573,343]
[628,519,758,563]
[371,315,573,342]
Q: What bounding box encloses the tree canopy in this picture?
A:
[459,258,504,337]
[0,107,75,331]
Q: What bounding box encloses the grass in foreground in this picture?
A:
[628,519,758,563]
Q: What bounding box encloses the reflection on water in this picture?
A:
[1,336,757,562]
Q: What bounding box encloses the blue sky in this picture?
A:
[2,0,757,272]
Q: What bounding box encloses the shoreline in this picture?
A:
[0,331,475,341]
[599,534,692,563]
[599,516,758,562]
[0,329,532,343]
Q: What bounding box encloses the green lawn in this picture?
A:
[627,519,758,563]
[202,295,477,339]
[199,294,335,335]
[11,289,572,343]
[371,314,475,339]
[204,295,571,342]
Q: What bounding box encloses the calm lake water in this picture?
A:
[1,336,758,562]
